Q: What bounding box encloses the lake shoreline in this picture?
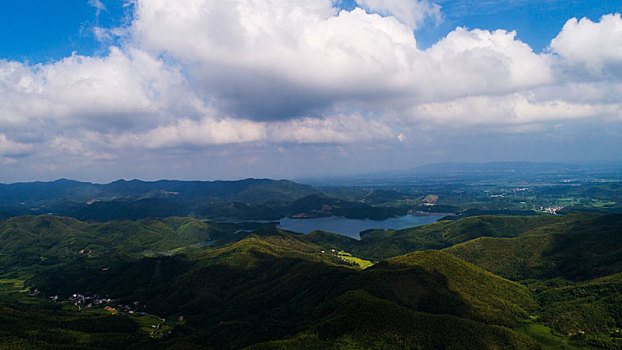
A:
[278,214,444,240]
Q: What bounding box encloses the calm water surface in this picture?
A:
[278,215,444,240]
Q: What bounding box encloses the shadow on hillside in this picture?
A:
[542,214,622,281]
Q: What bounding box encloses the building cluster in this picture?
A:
[512,187,532,192]
[43,291,149,315]
[542,206,564,214]
[67,293,112,307]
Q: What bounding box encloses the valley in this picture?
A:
[4,0,622,347]
[0,163,621,349]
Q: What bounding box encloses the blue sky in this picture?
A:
[339,0,622,51]
[417,0,622,51]
[0,0,621,182]
[0,0,130,63]
[2,0,619,62]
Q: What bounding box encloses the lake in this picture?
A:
[278,214,444,239]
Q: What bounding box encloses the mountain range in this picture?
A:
[0,212,620,349]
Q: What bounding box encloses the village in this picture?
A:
[61,292,138,313]
[43,291,181,338]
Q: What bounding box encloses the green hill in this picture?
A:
[533,273,622,335]
[148,234,541,349]
[0,215,217,254]
[250,290,540,350]
[0,178,414,221]
[307,214,572,261]
[0,220,543,349]
[384,250,537,327]
[0,215,224,285]
[1,213,621,349]
[0,301,154,349]
[445,213,622,281]
[444,213,622,338]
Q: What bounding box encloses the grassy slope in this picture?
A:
[315,214,573,261]
[1,213,621,349]
[445,213,622,281]
[0,215,218,273]
[250,290,540,350]
[156,235,541,349]
[384,250,537,327]
[533,273,622,335]
[444,213,622,337]
[0,302,154,349]
[305,213,622,344]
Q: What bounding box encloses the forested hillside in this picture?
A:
[0,213,620,349]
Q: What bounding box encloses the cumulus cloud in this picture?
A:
[121,117,268,149]
[0,133,32,158]
[0,47,198,131]
[0,0,621,178]
[270,113,395,143]
[101,112,394,150]
[129,0,557,119]
[412,93,619,126]
[550,13,622,76]
[50,135,116,161]
[132,1,420,119]
[426,28,552,92]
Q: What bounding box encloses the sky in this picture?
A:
[0,0,621,182]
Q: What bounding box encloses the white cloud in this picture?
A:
[101,112,394,150]
[0,47,198,131]
[1,0,622,176]
[50,135,116,160]
[424,28,552,95]
[122,117,268,149]
[93,27,112,42]
[550,13,622,76]
[88,0,107,11]
[129,0,556,118]
[412,93,619,126]
[88,0,107,18]
[355,0,441,29]
[132,2,420,118]
[270,113,394,143]
[0,133,32,157]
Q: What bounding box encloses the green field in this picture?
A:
[337,251,373,269]
[0,279,24,294]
